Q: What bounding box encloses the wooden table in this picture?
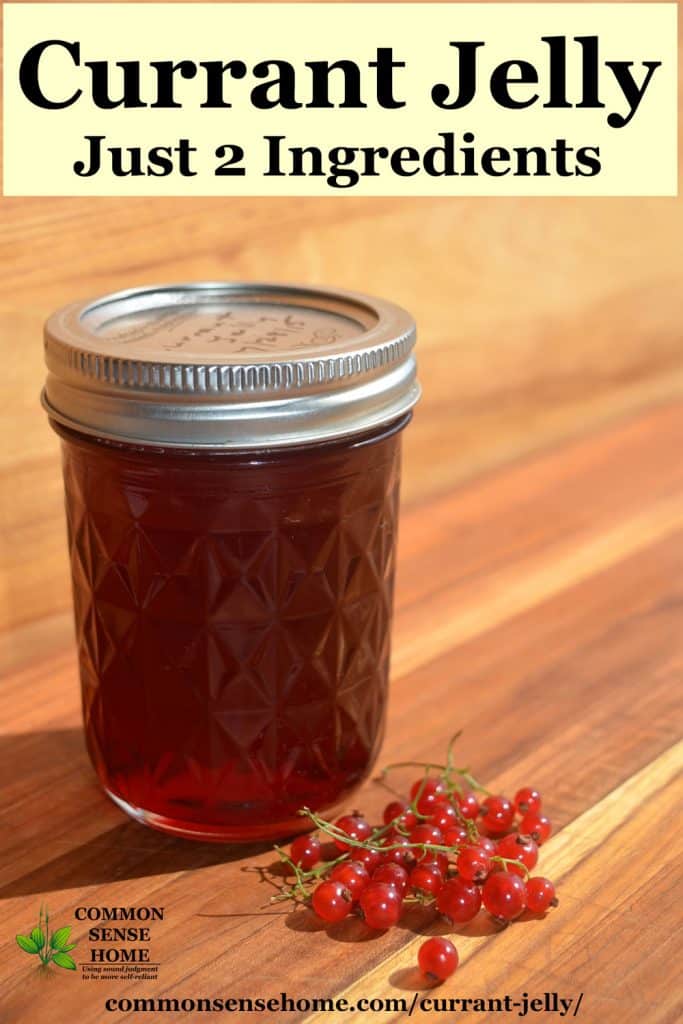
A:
[1,397,681,1023]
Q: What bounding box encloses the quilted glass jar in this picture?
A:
[43,283,419,841]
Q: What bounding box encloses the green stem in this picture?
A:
[380,758,490,797]
[490,856,530,879]
[445,730,463,773]
[298,808,468,859]
[271,843,350,904]
[38,904,47,966]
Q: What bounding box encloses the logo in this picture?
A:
[16,904,78,971]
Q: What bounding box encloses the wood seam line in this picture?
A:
[302,738,683,1024]
[392,497,683,679]
[400,399,683,518]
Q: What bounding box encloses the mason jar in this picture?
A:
[43,283,419,842]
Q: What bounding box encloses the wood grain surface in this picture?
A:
[1,399,682,1023]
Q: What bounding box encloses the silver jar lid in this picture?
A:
[42,282,419,449]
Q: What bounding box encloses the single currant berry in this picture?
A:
[480,796,515,835]
[514,786,542,816]
[436,877,482,923]
[409,863,445,897]
[409,823,445,847]
[330,861,370,899]
[444,825,470,847]
[481,794,511,835]
[410,777,446,802]
[456,846,491,883]
[473,836,497,857]
[519,813,552,845]
[383,800,417,831]
[526,877,558,914]
[350,846,383,873]
[495,834,539,876]
[333,814,373,852]
[482,871,527,922]
[410,777,446,815]
[372,862,409,896]
[359,881,403,930]
[418,852,449,875]
[418,937,459,982]
[384,799,407,824]
[379,836,416,869]
[429,803,459,831]
[456,791,480,820]
[289,834,322,871]
[409,823,447,867]
[312,880,353,923]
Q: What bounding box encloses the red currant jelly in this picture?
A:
[43,283,419,841]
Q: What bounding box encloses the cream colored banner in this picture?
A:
[2,3,678,196]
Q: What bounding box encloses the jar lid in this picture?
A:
[42,282,419,449]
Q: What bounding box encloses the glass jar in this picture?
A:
[43,283,419,842]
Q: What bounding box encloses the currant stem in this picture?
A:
[379,758,490,797]
[490,855,530,879]
[445,730,463,772]
[297,807,468,859]
[270,843,351,904]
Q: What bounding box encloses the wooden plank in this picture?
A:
[305,741,683,1024]
[1,405,682,1022]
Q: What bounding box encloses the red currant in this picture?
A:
[482,872,527,921]
[526,877,558,913]
[418,937,459,982]
[383,800,417,831]
[410,777,446,815]
[519,813,552,845]
[514,786,542,816]
[429,803,459,831]
[333,815,373,852]
[330,861,370,899]
[480,796,515,835]
[473,836,497,857]
[409,864,445,897]
[372,862,409,896]
[289,834,322,870]
[350,846,382,873]
[312,880,353,923]
[456,846,491,883]
[410,777,445,801]
[379,836,416,868]
[444,825,470,847]
[436,877,482,923]
[419,852,449,875]
[383,799,407,824]
[409,823,444,847]
[495,834,538,876]
[359,882,402,929]
[456,791,480,820]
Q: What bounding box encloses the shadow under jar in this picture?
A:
[43,282,419,842]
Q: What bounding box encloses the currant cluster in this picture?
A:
[271,738,557,984]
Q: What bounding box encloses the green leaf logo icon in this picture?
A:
[50,926,71,950]
[16,907,77,971]
[52,952,77,971]
[16,935,39,955]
